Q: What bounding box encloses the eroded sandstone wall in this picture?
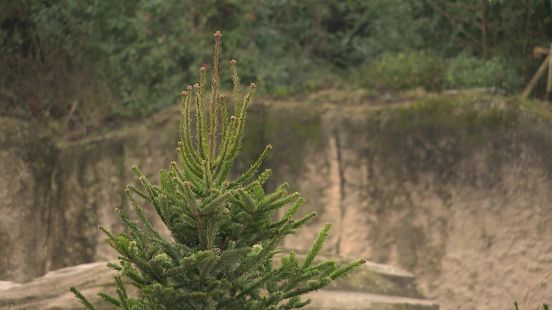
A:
[0,118,58,282]
[1,95,551,309]
[261,97,552,309]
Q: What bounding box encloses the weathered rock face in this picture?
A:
[263,96,552,310]
[1,94,551,309]
[0,118,58,282]
[262,97,552,309]
[47,110,179,270]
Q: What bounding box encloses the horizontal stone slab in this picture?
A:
[0,259,436,309]
[307,290,439,310]
[275,252,423,298]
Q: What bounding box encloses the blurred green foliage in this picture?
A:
[356,51,525,93]
[445,54,525,92]
[1,0,551,125]
[359,50,446,92]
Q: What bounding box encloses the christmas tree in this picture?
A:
[71,31,364,309]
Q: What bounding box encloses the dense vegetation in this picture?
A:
[1,0,551,127]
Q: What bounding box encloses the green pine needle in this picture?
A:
[70,287,96,310]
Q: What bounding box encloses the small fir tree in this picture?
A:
[71,31,364,309]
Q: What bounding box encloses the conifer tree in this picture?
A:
[71,31,364,310]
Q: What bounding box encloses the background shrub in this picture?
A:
[360,50,445,92]
[445,53,525,93]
